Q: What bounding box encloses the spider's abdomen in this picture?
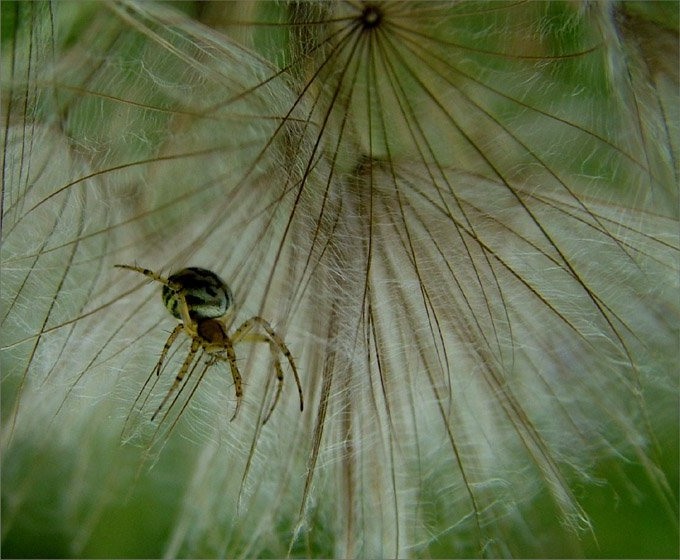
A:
[163,267,233,320]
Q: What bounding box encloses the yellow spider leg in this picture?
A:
[115,264,170,285]
[127,324,184,427]
[235,333,284,424]
[197,319,243,421]
[177,300,195,336]
[154,324,184,376]
[152,338,200,422]
[264,349,284,425]
[115,264,187,305]
[159,355,213,444]
[222,336,243,422]
[115,264,195,334]
[231,317,304,416]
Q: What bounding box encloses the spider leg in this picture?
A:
[116,265,199,340]
[232,333,284,424]
[154,324,184,376]
[121,325,184,442]
[197,319,243,421]
[264,346,284,425]
[151,338,200,422]
[232,317,304,419]
[115,264,170,285]
[152,354,213,449]
[221,336,243,421]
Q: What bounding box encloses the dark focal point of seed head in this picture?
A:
[360,5,383,30]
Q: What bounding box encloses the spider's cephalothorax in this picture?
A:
[115,264,303,430]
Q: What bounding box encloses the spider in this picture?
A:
[115,264,303,426]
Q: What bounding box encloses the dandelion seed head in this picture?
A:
[2,1,678,558]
